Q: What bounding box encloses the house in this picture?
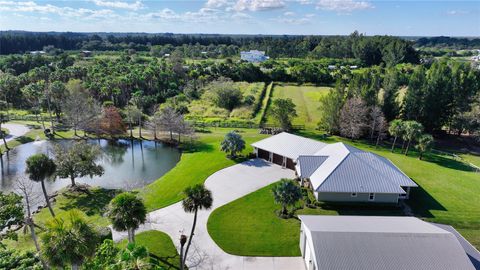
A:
[30,50,46,55]
[240,50,269,63]
[80,50,92,57]
[299,215,476,270]
[252,132,417,203]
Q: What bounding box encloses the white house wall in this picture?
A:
[316,192,399,203]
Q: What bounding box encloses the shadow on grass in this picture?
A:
[423,153,476,172]
[60,188,120,216]
[407,184,447,219]
[14,136,34,144]
[181,140,214,154]
[150,253,180,270]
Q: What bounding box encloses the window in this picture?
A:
[351,193,357,197]
[369,193,375,201]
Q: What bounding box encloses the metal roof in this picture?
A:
[296,156,328,179]
[251,132,327,160]
[308,143,417,193]
[299,216,475,270]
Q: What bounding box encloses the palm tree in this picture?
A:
[402,121,424,156]
[388,119,405,152]
[220,131,245,158]
[41,210,98,270]
[416,134,434,160]
[180,184,213,270]
[25,154,57,217]
[271,179,302,216]
[107,192,147,244]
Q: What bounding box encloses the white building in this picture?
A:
[240,50,269,63]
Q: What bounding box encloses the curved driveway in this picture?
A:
[112,159,305,270]
[1,123,30,144]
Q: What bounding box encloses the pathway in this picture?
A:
[1,123,30,145]
[112,159,305,270]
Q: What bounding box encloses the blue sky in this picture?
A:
[0,0,479,36]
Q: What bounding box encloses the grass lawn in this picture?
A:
[5,188,120,252]
[140,127,267,211]
[207,182,404,256]
[207,130,480,255]
[117,231,180,270]
[265,84,331,129]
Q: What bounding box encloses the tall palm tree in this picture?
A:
[402,121,424,156]
[388,119,405,152]
[107,192,147,244]
[25,154,56,217]
[180,184,213,270]
[271,179,302,216]
[41,210,98,270]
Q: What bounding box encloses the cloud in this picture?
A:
[283,11,295,16]
[234,0,285,12]
[0,1,116,19]
[146,7,226,23]
[316,0,373,12]
[205,0,232,8]
[91,0,144,11]
[446,10,469,16]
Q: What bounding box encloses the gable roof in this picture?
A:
[296,156,328,179]
[299,215,475,270]
[251,132,326,160]
[307,142,417,193]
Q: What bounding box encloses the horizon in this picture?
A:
[1,0,479,36]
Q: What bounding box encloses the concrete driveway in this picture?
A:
[112,159,305,270]
[1,123,30,144]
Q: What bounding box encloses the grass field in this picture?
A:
[207,131,480,255]
[265,83,331,129]
[141,127,268,211]
[117,231,180,270]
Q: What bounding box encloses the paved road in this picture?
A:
[112,159,305,270]
[1,123,30,145]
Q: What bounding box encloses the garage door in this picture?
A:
[258,149,269,160]
[272,153,284,166]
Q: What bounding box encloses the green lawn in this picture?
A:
[266,84,331,129]
[207,131,480,255]
[117,231,180,270]
[140,128,268,211]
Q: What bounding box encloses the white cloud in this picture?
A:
[147,7,225,23]
[273,17,311,25]
[446,10,469,16]
[234,0,285,12]
[91,0,144,11]
[205,0,232,8]
[284,11,295,16]
[316,0,373,12]
[0,1,116,19]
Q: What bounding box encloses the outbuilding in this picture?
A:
[299,215,476,270]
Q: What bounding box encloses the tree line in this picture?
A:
[1,31,419,67]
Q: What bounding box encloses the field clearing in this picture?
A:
[266,84,331,129]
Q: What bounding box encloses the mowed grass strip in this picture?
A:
[266,84,330,129]
[117,230,180,270]
[140,128,267,211]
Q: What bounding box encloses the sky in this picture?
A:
[0,0,479,36]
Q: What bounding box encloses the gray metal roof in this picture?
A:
[307,143,417,194]
[299,216,475,270]
[296,156,328,179]
[251,132,326,160]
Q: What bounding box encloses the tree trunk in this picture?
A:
[129,122,133,138]
[153,126,157,140]
[71,263,79,270]
[170,130,173,141]
[419,152,423,160]
[376,134,381,147]
[46,95,55,134]
[138,116,142,138]
[74,126,78,137]
[41,180,55,217]
[0,122,9,151]
[405,140,411,156]
[391,136,397,152]
[179,242,185,270]
[182,208,198,267]
[70,175,76,187]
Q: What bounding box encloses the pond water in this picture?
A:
[0,139,181,194]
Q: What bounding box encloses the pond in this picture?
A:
[0,139,181,194]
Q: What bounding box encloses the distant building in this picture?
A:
[240,50,269,63]
[349,65,358,69]
[327,65,336,70]
[30,51,46,55]
[80,50,92,57]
